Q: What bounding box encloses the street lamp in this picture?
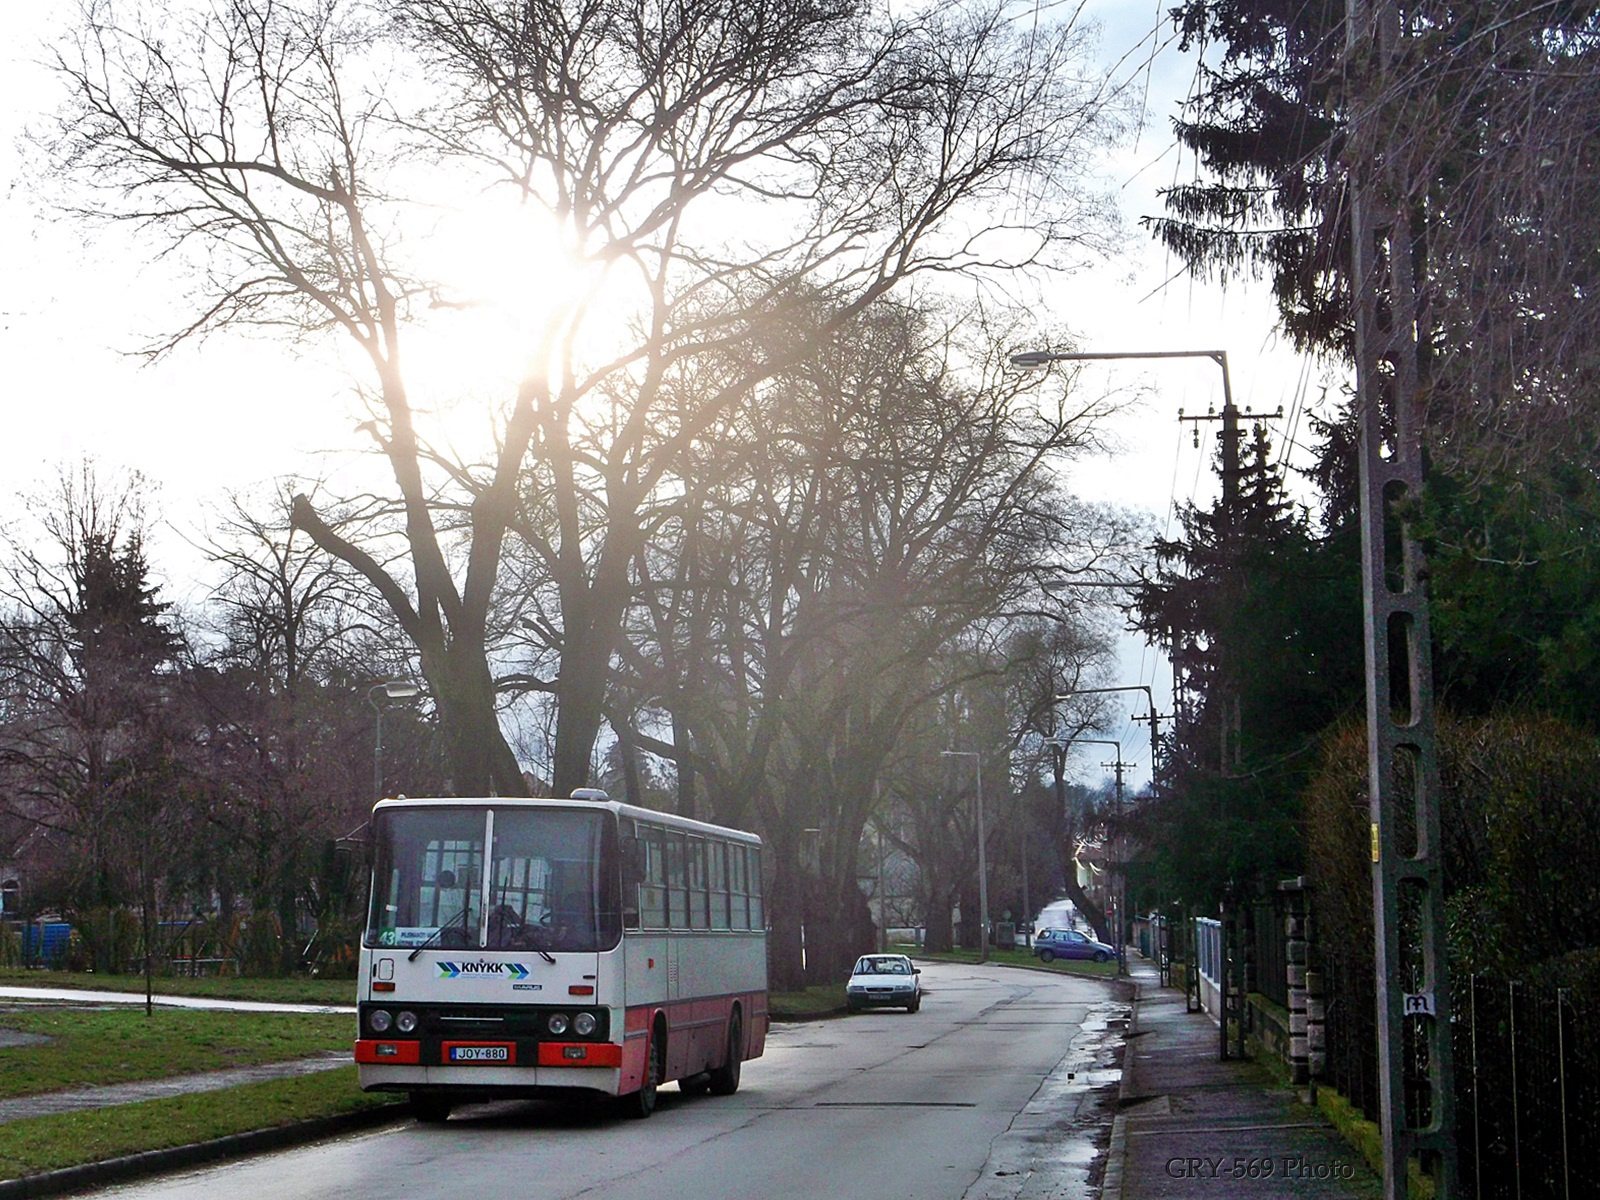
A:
[940,750,989,963]
[368,681,421,801]
[1045,736,1126,973]
[1057,685,1163,796]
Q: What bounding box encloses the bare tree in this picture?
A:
[605,298,1132,980]
[43,0,1132,794]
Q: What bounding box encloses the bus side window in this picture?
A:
[728,843,748,930]
[748,847,763,929]
[688,838,709,930]
[708,841,729,930]
[666,834,688,929]
[640,828,667,929]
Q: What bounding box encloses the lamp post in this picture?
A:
[1010,349,1243,508]
[940,750,989,963]
[1056,684,1163,796]
[1045,736,1126,973]
[368,681,421,801]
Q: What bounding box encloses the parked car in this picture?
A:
[846,953,922,1012]
[1034,927,1113,964]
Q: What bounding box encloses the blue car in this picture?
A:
[1034,927,1113,963]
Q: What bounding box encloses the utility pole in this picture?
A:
[1056,685,1164,795]
[1346,0,1457,1194]
[1101,752,1126,975]
[1178,396,1283,773]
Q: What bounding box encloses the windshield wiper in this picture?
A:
[407,905,474,962]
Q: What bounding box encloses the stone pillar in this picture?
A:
[1282,877,1309,1084]
[1305,962,1326,1080]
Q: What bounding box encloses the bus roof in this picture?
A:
[369,794,762,846]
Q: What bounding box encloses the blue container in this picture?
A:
[22,923,72,967]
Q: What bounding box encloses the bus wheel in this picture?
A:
[708,1012,742,1096]
[409,1093,452,1124]
[679,1073,711,1096]
[623,1022,665,1119]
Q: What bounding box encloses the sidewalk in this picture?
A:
[1103,955,1379,1200]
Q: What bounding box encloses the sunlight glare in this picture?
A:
[395,192,611,453]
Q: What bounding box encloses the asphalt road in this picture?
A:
[81,961,1128,1200]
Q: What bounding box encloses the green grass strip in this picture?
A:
[0,1009,352,1099]
[0,970,354,1008]
[0,1067,399,1180]
[769,984,845,1016]
[1315,1083,1435,1200]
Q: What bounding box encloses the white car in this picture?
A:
[845,953,922,1013]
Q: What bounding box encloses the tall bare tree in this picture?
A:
[44,0,1132,794]
[607,298,1134,980]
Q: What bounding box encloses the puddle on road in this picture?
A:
[964,999,1130,1200]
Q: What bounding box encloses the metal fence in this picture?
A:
[1251,896,1289,1009]
[1317,952,1598,1199]
[1456,975,1598,1200]
[1316,936,1380,1123]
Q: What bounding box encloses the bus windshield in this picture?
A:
[366,805,621,953]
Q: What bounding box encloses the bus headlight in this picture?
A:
[396,1011,419,1033]
[368,1009,392,1033]
[573,1011,596,1036]
[547,1013,569,1036]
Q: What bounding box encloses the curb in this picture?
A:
[0,1103,408,1200]
[1099,970,1144,1200]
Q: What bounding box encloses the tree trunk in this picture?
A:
[1060,873,1109,944]
[767,858,805,991]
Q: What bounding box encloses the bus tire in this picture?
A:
[707,1011,742,1096]
[409,1093,452,1124]
[622,1020,665,1119]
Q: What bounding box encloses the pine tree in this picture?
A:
[1128,428,1363,901]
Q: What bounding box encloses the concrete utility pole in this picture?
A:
[1177,394,1283,773]
[1345,0,1457,1193]
[1013,348,1277,774]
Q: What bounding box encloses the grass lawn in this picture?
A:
[0,969,355,1008]
[0,1008,354,1099]
[768,983,846,1017]
[0,1068,398,1180]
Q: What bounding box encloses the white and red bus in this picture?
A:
[354,791,766,1120]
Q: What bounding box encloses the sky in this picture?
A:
[0,0,1334,792]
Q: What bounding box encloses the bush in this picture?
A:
[66,908,142,974]
[1304,712,1600,980]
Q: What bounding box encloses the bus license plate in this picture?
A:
[446,1043,513,1063]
